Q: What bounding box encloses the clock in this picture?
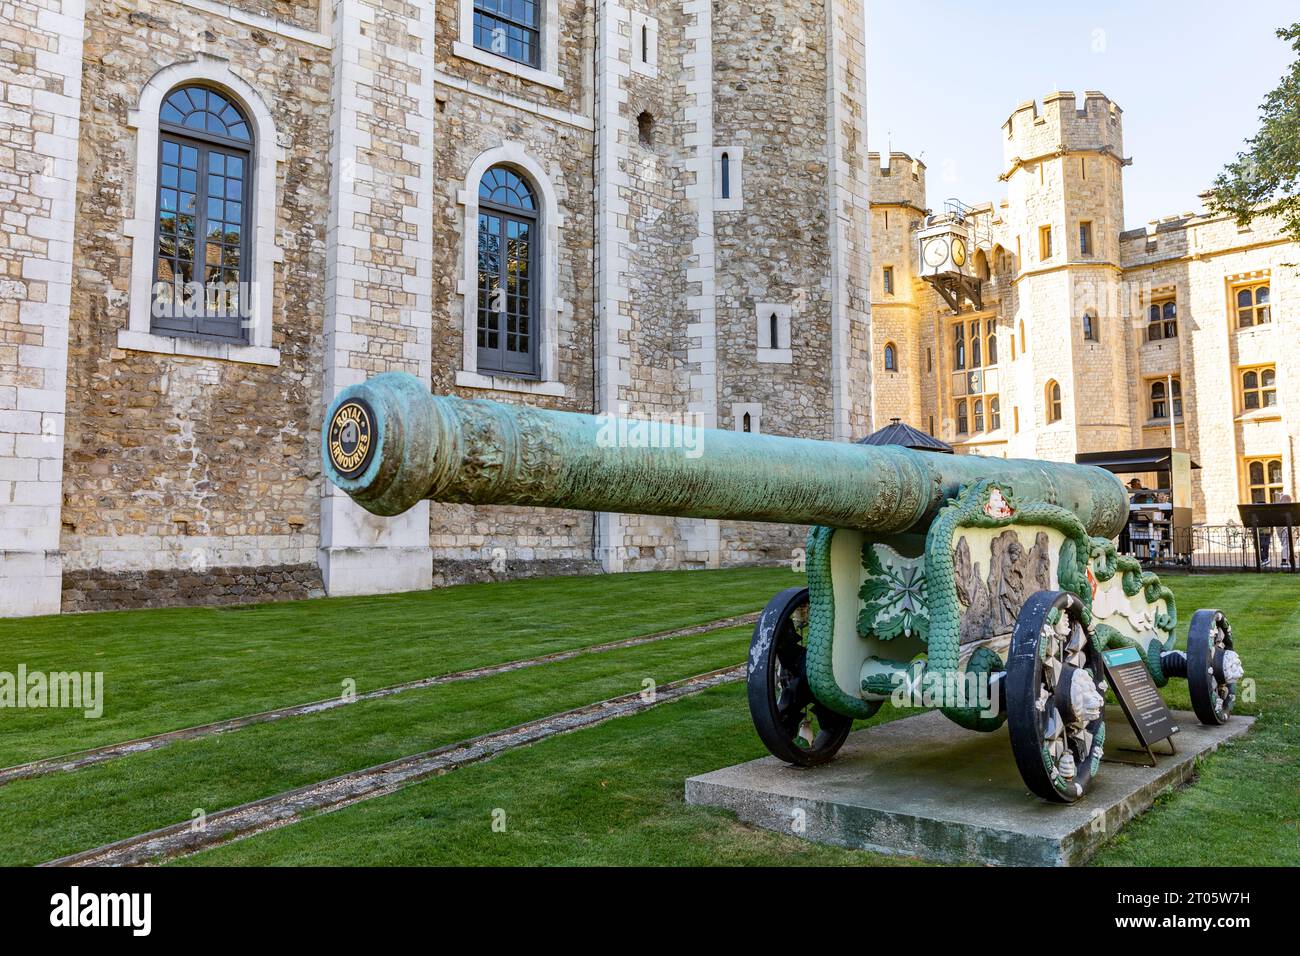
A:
[923,237,949,268]
[951,237,967,267]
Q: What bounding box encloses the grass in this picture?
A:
[0,566,796,767]
[0,568,1295,866]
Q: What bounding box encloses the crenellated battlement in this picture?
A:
[1001,90,1123,171]
[868,151,927,209]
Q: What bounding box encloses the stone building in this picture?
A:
[1,0,1293,619]
[870,90,1299,531]
[0,0,873,615]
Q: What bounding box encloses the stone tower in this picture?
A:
[1002,91,1131,459]
[867,152,927,428]
[594,0,875,572]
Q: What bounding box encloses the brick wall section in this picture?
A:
[63,562,323,611]
[58,1,331,610]
[0,0,84,616]
[317,0,436,596]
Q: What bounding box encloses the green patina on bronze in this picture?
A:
[323,372,1129,538]
[805,526,882,719]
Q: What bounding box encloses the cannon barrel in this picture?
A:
[322,371,1128,538]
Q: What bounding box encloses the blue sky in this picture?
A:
[864,0,1298,229]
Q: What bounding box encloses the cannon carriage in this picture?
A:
[323,372,1244,803]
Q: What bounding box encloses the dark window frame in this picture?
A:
[477,166,541,378]
[472,0,542,69]
[152,85,254,345]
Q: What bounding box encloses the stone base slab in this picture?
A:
[318,546,433,598]
[686,706,1255,866]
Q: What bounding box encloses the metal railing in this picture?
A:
[1132,524,1298,573]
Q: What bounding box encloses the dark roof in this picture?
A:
[1074,446,1201,473]
[856,418,953,453]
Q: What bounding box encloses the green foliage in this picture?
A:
[1208,23,1300,244]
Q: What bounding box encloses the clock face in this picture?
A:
[951,237,967,267]
[924,238,949,267]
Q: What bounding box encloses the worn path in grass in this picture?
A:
[2,626,753,866]
[0,567,797,767]
[4,571,1294,867]
[49,667,747,866]
[180,574,1296,867]
[0,613,758,787]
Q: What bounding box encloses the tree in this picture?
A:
[1208,23,1300,243]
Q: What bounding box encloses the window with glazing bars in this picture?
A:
[477,166,539,376]
[473,0,541,68]
[152,85,253,342]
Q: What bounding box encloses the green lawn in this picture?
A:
[0,569,1295,866]
[0,566,795,767]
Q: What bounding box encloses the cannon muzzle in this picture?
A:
[323,372,1127,538]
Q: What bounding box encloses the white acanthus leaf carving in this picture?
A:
[1070,674,1104,724]
[1221,650,1244,683]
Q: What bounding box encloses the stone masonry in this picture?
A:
[1,3,1294,617]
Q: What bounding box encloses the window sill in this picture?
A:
[756,348,792,364]
[117,329,280,367]
[1235,409,1281,424]
[456,369,566,397]
[451,41,564,91]
[1144,417,1185,428]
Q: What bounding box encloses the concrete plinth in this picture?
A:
[686,707,1254,866]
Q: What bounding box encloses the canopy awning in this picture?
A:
[1074,446,1201,473]
[856,418,953,454]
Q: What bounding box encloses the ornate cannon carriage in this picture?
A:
[323,373,1244,803]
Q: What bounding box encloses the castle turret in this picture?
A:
[868,152,928,428]
[1001,91,1131,459]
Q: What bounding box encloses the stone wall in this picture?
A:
[60,0,332,612]
[62,561,324,611]
[317,0,437,597]
[428,1,597,572]
[0,0,83,617]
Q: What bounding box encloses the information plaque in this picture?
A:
[1102,646,1179,763]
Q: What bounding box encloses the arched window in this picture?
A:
[477,166,539,376]
[986,320,997,365]
[151,85,253,342]
[1150,380,1167,419]
[720,151,730,199]
[1082,311,1099,342]
[769,312,780,350]
[473,0,540,68]
[989,396,1001,431]
[1147,299,1177,340]
[1242,366,1277,410]
[973,398,985,432]
[953,321,966,370]
[1149,378,1182,419]
[1236,282,1270,327]
[742,412,752,433]
[883,342,897,371]
[641,24,649,63]
[1046,380,1062,423]
[969,320,981,368]
[1246,457,1284,503]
